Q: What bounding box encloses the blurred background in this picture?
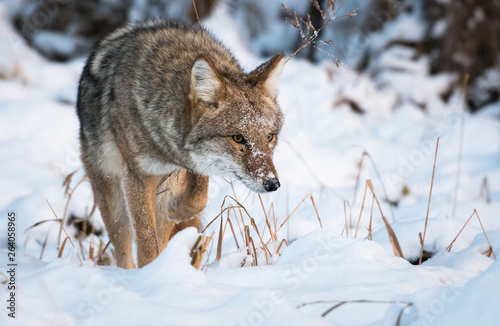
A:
[3,0,500,111]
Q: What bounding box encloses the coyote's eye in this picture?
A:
[267,134,276,143]
[232,135,246,144]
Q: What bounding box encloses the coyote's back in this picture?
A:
[77,21,285,268]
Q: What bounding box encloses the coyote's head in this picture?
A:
[186,53,285,193]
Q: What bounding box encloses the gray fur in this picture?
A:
[77,20,285,268]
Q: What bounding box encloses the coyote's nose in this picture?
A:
[263,178,280,192]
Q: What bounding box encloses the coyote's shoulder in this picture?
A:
[77,20,285,268]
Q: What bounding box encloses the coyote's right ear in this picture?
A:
[190,55,225,102]
[247,52,285,99]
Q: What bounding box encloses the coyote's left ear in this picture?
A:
[248,52,285,99]
[190,55,226,102]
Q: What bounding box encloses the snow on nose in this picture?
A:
[263,178,280,192]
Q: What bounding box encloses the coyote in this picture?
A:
[76,21,285,268]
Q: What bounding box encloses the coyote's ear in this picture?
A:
[247,52,285,99]
[190,55,225,102]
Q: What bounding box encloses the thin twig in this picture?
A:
[446,210,497,260]
[352,152,367,207]
[58,174,86,245]
[452,74,469,218]
[473,209,496,260]
[354,182,369,238]
[343,200,351,237]
[259,194,276,241]
[46,199,83,265]
[419,138,440,265]
[191,0,202,30]
[367,180,404,258]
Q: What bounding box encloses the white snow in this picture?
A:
[1,2,500,326]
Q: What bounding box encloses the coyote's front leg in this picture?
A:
[156,170,208,250]
[168,170,209,222]
[122,165,159,267]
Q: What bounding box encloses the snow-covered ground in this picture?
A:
[1,3,500,326]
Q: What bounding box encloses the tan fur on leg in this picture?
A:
[122,165,159,267]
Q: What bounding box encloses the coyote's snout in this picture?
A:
[77,21,285,268]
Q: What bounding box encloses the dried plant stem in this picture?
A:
[343,200,351,237]
[89,244,95,262]
[47,199,82,265]
[353,180,403,257]
[474,210,496,260]
[276,194,322,233]
[452,74,469,218]
[202,206,234,232]
[365,152,395,221]
[281,138,328,190]
[58,174,86,245]
[99,240,111,262]
[216,207,225,261]
[191,234,213,269]
[276,239,288,255]
[259,194,276,241]
[367,195,374,240]
[352,152,367,207]
[419,137,440,265]
[244,225,251,254]
[39,223,56,260]
[310,196,323,228]
[354,182,369,238]
[446,209,497,260]
[227,217,240,249]
[366,180,404,258]
[249,217,272,261]
[58,237,70,258]
[191,0,202,30]
[249,237,258,266]
[353,149,396,220]
[298,299,412,323]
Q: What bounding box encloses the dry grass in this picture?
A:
[46,199,83,265]
[419,137,440,265]
[97,240,112,265]
[354,180,369,238]
[354,180,403,257]
[191,0,202,30]
[342,200,351,237]
[452,74,470,218]
[353,150,396,220]
[23,170,111,266]
[59,171,87,245]
[367,181,404,258]
[215,206,224,261]
[276,239,288,255]
[446,209,497,260]
[276,193,323,233]
[89,244,95,262]
[0,272,8,285]
[298,299,412,325]
[259,194,277,241]
[191,233,214,270]
[367,195,375,240]
[202,179,328,267]
[352,152,367,207]
[226,216,240,249]
[58,237,70,258]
